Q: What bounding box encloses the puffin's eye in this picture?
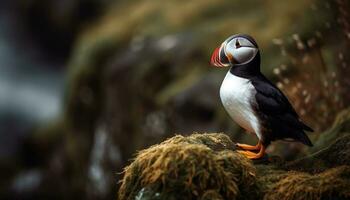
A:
[235,39,241,48]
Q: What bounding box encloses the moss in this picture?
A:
[282,109,350,173]
[118,133,258,200]
[256,164,288,194]
[286,134,350,173]
[119,132,350,200]
[264,166,350,200]
[312,108,350,152]
[160,133,236,151]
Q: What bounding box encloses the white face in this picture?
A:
[224,37,258,64]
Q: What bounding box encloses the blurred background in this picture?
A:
[0,0,349,199]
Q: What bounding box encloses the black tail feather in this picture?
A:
[297,131,313,147]
[301,122,314,132]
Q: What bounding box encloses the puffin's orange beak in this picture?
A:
[210,45,231,67]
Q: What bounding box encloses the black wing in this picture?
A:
[251,75,313,146]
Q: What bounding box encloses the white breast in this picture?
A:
[220,72,262,140]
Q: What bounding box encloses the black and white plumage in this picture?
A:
[210,34,313,159]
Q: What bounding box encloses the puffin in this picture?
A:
[210,34,313,159]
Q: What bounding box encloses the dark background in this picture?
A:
[0,0,349,199]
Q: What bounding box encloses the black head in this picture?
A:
[210,34,261,77]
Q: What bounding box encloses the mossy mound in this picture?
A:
[118,133,258,200]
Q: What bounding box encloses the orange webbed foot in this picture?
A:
[236,141,261,151]
[237,142,265,160]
